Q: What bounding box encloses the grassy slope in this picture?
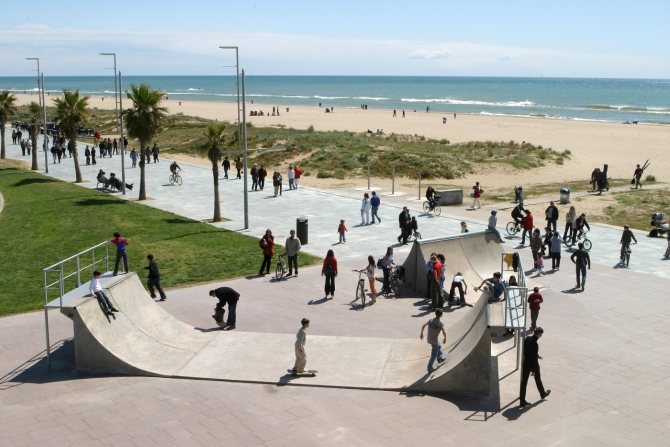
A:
[0,161,320,315]
[596,189,670,233]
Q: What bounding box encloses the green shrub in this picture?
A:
[307,125,314,133]
[439,139,449,145]
[645,175,656,182]
[317,171,333,178]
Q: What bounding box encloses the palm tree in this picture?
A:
[53,90,90,182]
[122,84,167,200]
[27,102,41,170]
[200,123,227,222]
[0,90,18,159]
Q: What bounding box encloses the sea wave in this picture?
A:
[354,96,390,101]
[401,98,536,107]
[314,95,349,99]
[583,104,670,113]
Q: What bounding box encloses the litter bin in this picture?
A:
[560,187,570,204]
[443,117,447,124]
[286,107,289,113]
[296,217,308,245]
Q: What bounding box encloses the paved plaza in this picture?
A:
[2,143,670,446]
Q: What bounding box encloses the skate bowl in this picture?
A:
[61,257,496,395]
[403,230,503,294]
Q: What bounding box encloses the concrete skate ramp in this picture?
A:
[62,272,491,394]
[403,230,502,294]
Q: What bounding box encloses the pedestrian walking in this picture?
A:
[471,181,482,209]
[222,156,230,179]
[11,129,17,145]
[26,139,32,155]
[113,138,118,155]
[337,219,347,243]
[111,232,129,276]
[235,157,243,179]
[550,231,563,269]
[130,148,138,168]
[285,229,302,276]
[488,210,504,242]
[420,308,447,373]
[355,256,377,304]
[84,146,91,165]
[20,140,26,156]
[292,318,309,373]
[398,207,410,244]
[251,164,259,191]
[273,171,281,197]
[144,254,167,301]
[536,254,545,275]
[91,146,97,165]
[361,193,371,225]
[322,249,338,299]
[521,210,534,245]
[514,185,523,203]
[530,229,542,269]
[633,164,644,189]
[519,327,551,407]
[294,165,302,189]
[370,191,381,223]
[258,165,267,190]
[278,171,283,195]
[665,231,670,258]
[528,287,543,328]
[144,146,151,164]
[152,143,159,162]
[545,201,559,232]
[382,247,395,294]
[209,287,239,330]
[570,242,591,290]
[258,229,275,275]
[17,129,23,145]
[288,166,295,190]
[89,270,119,316]
[564,206,576,239]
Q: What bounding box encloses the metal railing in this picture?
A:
[43,241,111,370]
[500,252,528,370]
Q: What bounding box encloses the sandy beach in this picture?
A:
[13,92,670,189]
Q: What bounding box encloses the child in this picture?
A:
[89,270,119,316]
[420,308,447,373]
[411,216,419,238]
[528,287,543,328]
[536,254,545,275]
[337,220,347,243]
[293,318,310,373]
[460,221,469,233]
[355,256,377,304]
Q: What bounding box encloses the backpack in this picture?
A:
[259,237,266,249]
[325,261,335,276]
[377,258,384,269]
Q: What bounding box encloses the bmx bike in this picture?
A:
[354,270,367,309]
[565,229,592,251]
[506,221,522,236]
[169,172,183,186]
[423,196,442,217]
[275,253,287,280]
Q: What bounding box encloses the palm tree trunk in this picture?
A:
[31,124,39,171]
[71,140,83,182]
[212,159,221,222]
[0,117,6,159]
[139,140,147,200]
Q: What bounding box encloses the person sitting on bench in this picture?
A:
[97,169,111,188]
[109,173,133,191]
[89,270,119,316]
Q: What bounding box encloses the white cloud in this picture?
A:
[0,25,667,78]
[407,49,454,59]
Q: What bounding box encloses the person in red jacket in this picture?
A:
[321,249,338,299]
[528,287,544,329]
[111,232,129,276]
[521,210,534,245]
[258,229,275,276]
[294,165,302,189]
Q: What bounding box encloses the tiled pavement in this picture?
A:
[2,138,670,446]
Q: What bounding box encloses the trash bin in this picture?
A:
[560,188,570,204]
[296,217,308,245]
[443,117,447,124]
[286,107,289,113]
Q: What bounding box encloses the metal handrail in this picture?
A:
[500,252,528,371]
[43,240,110,370]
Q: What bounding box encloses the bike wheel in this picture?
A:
[433,205,441,217]
[625,253,630,267]
[506,222,517,236]
[169,174,175,185]
[393,279,401,297]
[416,232,422,240]
[359,283,366,309]
[176,175,182,186]
[275,262,284,280]
[564,235,573,246]
[584,239,592,251]
[423,201,430,213]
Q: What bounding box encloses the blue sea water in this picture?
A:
[1,76,669,124]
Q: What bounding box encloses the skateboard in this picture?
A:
[288,369,318,377]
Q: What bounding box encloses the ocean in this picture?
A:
[2,76,669,125]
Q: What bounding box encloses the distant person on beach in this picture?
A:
[222,156,230,179]
[370,191,381,223]
[393,109,397,117]
[519,327,551,407]
[530,229,542,269]
[91,146,97,165]
[322,249,338,299]
[235,157,243,179]
[111,232,130,276]
[293,165,302,189]
[590,168,599,191]
[144,254,167,301]
[420,308,446,373]
[402,110,405,117]
[11,129,17,145]
[273,172,281,197]
[293,318,309,373]
[89,270,119,316]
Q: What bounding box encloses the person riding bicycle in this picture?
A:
[170,161,181,175]
[619,225,637,262]
[426,186,436,210]
[511,202,526,227]
[572,213,591,242]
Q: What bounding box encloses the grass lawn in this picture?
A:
[594,189,670,233]
[0,160,320,316]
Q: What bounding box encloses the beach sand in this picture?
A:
[13,93,670,190]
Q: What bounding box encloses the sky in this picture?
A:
[0,0,668,78]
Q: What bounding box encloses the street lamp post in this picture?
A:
[26,58,46,173]
[99,53,119,132]
[100,53,125,194]
[118,72,126,195]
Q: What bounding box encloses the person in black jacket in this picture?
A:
[209,287,240,330]
[84,146,91,165]
[398,207,410,244]
[520,327,551,407]
[545,201,559,232]
[144,254,166,301]
[222,156,230,179]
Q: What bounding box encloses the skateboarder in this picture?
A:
[293,318,309,373]
[89,270,119,316]
[519,327,551,407]
[209,287,240,330]
[420,308,447,373]
[111,232,129,276]
[474,272,506,302]
[144,254,166,301]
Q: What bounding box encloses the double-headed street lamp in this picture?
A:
[25,57,48,173]
[100,53,126,194]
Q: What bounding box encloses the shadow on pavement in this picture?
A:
[1,339,77,389]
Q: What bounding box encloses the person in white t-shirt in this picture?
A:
[89,270,119,316]
[448,272,473,307]
[288,166,296,190]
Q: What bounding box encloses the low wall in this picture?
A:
[436,189,463,205]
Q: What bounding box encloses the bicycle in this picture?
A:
[383,267,401,298]
[620,242,636,268]
[407,230,422,242]
[506,221,522,236]
[565,229,592,251]
[423,196,442,217]
[169,172,183,186]
[354,270,367,309]
[275,253,287,280]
